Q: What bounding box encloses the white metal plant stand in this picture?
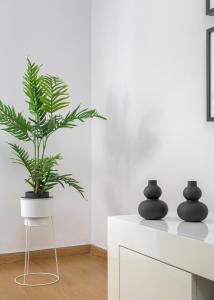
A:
[15,216,59,286]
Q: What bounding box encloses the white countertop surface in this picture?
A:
[109,215,214,245]
[108,214,214,281]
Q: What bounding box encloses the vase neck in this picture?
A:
[188,181,197,187]
[148,180,157,185]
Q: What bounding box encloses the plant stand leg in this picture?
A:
[15,217,60,286]
[23,222,31,284]
[51,216,59,279]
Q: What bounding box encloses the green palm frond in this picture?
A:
[38,105,106,137]
[76,107,107,122]
[44,172,84,197]
[0,100,32,141]
[23,58,43,115]
[42,154,61,179]
[42,154,62,170]
[8,143,34,178]
[40,75,69,114]
[57,174,85,198]
[53,105,107,130]
[23,59,46,140]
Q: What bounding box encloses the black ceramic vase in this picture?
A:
[138,180,168,220]
[177,181,208,222]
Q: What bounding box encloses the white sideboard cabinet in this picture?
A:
[108,215,214,300]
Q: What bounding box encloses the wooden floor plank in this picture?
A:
[0,254,107,300]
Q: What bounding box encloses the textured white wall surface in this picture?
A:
[0,0,91,253]
[91,0,214,248]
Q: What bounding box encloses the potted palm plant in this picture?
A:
[0,59,106,225]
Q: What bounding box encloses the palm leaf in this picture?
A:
[40,75,69,113]
[38,105,106,138]
[0,100,32,141]
[57,174,85,198]
[42,154,61,179]
[43,171,84,197]
[8,143,34,178]
[23,58,43,115]
[49,105,106,132]
[23,59,47,141]
[76,107,107,122]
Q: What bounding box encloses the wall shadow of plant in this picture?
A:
[97,91,162,215]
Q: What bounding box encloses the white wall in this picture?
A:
[91,0,214,248]
[1,0,214,253]
[0,0,91,253]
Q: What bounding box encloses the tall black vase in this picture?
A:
[138,180,168,220]
[177,181,208,222]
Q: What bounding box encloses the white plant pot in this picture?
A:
[20,197,53,226]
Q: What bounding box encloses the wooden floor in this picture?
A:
[0,254,107,300]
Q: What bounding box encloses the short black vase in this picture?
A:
[138,180,168,220]
[177,181,208,222]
